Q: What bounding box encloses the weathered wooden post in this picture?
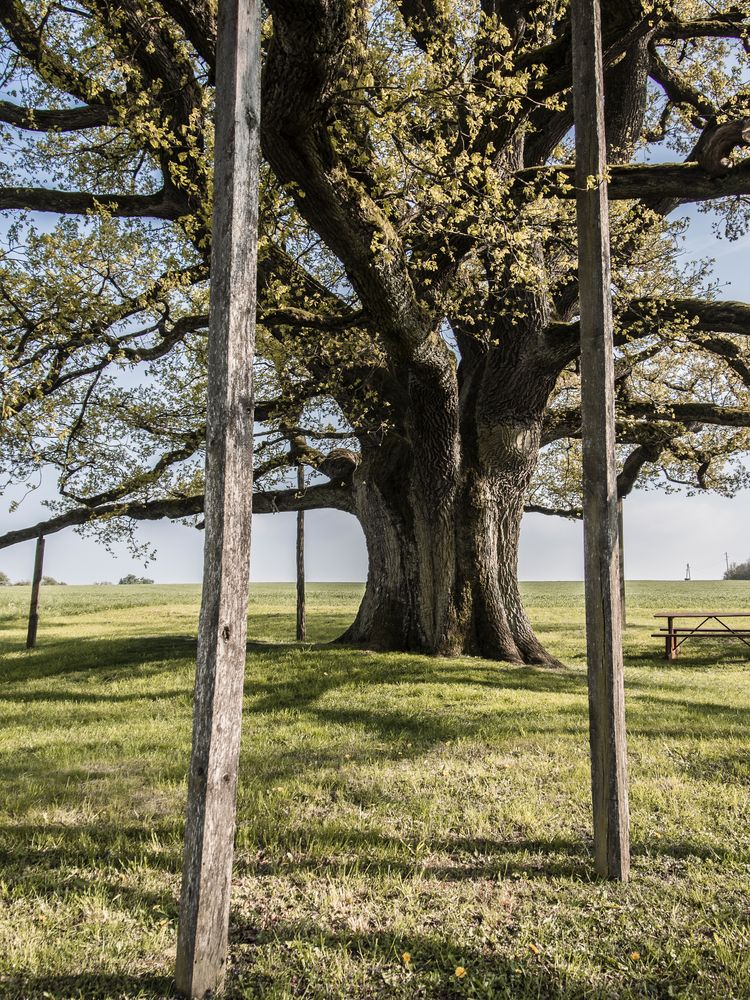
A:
[617,499,626,627]
[175,0,261,994]
[571,0,630,881]
[26,533,45,649]
[296,464,306,642]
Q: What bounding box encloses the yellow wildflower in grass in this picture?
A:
[455,966,467,978]
[630,951,641,961]
[402,952,411,965]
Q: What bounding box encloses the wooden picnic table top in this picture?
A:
[653,628,750,634]
[654,611,750,619]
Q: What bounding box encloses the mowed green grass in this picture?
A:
[1,580,749,999]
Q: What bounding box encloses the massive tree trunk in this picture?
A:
[337,333,564,667]
[338,430,561,665]
[258,7,664,670]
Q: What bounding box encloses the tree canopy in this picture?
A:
[725,557,750,579]
[0,0,748,658]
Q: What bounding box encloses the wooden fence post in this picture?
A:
[618,499,626,627]
[26,533,45,649]
[296,464,306,642]
[571,0,630,881]
[175,0,261,994]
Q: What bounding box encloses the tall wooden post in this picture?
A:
[175,0,261,995]
[617,499,626,627]
[571,0,630,881]
[296,464,306,642]
[26,533,45,649]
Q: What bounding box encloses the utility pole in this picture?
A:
[572,0,630,881]
[26,533,45,649]
[175,0,261,995]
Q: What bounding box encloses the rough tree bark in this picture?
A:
[337,333,564,666]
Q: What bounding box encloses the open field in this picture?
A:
[1,581,749,999]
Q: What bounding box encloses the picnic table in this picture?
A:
[652,612,750,661]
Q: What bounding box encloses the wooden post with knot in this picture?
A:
[571,0,631,882]
[175,0,261,994]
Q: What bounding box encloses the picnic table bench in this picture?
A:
[652,612,750,661]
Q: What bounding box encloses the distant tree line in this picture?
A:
[0,571,66,586]
[724,560,750,581]
[0,571,154,585]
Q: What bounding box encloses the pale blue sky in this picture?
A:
[0,485,745,584]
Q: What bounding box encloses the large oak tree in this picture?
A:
[1,0,749,664]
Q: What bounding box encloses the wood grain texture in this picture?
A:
[618,500,626,628]
[25,534,44,649]
[571,0,630,882]
[174,0,261,994]
[296,464,306,642]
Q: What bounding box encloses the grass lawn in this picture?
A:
[1,580,749,999]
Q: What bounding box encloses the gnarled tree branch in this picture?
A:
[0,100,113,131]
[514,156,750,203]
[0,482,355,551]
[0,185,186,219]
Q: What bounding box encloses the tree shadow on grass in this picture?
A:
[0,971,174,1000]
[627,645,750,670]
[625,691,750,739]
[221,912,628,1000]
[243,655,750,748]
[235,827,595,881]
[242,646,589,713]
[670,745,750,786]
[0,634,196,685]
[4,633,747,790]
[2,633,747,867]
[0,820,183,879]
[0,685,190,706]
[235,821,742,885]
[227,922,573,999]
